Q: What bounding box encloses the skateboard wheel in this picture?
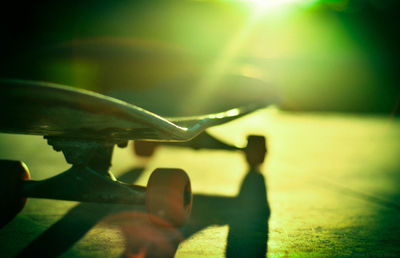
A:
[133,141,158,157]
[146,168,192,227]
[244,135,267,167]
[0,160,30,227]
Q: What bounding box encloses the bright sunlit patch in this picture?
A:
[210,109,240,119]
[242,0,309,10]
[226,108,241,117]
[220,0,321,14]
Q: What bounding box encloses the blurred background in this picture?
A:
[1,0,399,114]
[1,1,400,257]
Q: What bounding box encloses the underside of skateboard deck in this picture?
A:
[0,79,268,228]
[0,79,265,142]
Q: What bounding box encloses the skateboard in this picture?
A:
[0,79,267,228]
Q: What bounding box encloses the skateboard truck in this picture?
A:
[133,133,268,168]
[0,137,192,228]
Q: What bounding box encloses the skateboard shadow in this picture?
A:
[17,166,270,258]
[116,167,271,258]
[16,166,146,258]
[190,168,270,258]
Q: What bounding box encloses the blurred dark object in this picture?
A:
[244,135,267,169]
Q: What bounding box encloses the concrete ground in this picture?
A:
[0,109,399,257]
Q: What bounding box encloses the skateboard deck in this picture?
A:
[0,79,265,142]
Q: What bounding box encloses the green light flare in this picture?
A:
[183,0,372,113]
[196,0,346,14]
[178,4,267,113]
[35,0,385,112]
[240,11,380,111]
[236,0,318,12]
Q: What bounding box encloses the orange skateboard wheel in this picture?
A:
[0,160,30,227]
[146,168,192,227]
